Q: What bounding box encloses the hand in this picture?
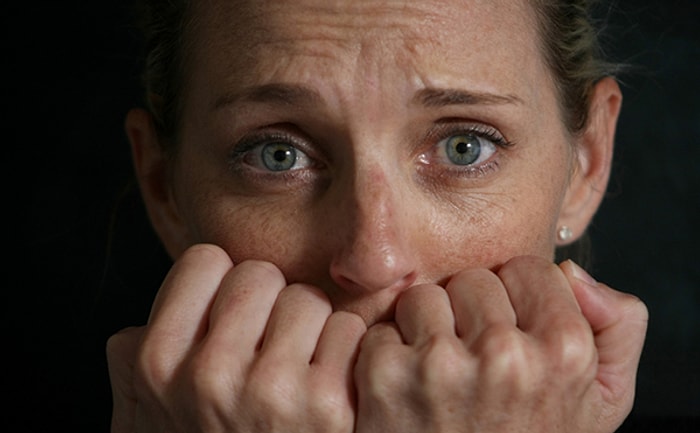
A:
[353,255,648,433]
[106,244,366,433]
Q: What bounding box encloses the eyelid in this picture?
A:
[231,129,309,158]
[415,120,513,181]
[229,128,322,175]
[427,120,514,149]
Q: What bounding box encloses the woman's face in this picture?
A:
[160,0,582,325]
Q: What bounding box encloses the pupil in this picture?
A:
[456,141,470,154]
[274,149,289,162]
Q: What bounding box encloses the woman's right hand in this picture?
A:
[106,243,366,433]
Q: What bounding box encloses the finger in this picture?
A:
[312,311,367,401]
[259,283,333,365]
[498,256,596,379]
[560,260,648,406]
[204,260,287,366]
[313,311,367,369]
[106,326,145,433]
[361,321,404,348]
[445,268,517,345]
[142,244,233,371]
[497,256,584,336]
[355,322,405,382]
[395,284,455,346]
[354,321,411,411]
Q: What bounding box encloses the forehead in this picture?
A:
[185,0,548,110]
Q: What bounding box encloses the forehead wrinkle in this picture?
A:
[263,0,449,32]
[239,0,452,58]
[190,0,551,135]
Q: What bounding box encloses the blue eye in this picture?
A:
[444,134,482,165]
[261,143,298,171]
[438,133,497,167]
[232,134,315,173]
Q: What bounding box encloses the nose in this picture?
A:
[328,165,418,296]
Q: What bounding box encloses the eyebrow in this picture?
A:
[213,83,322,110]
[213,83,522,111]
[413,87,523,108]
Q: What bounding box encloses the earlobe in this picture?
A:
[125,108,190,258]
[557,77,622,245]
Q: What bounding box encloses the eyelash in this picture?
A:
[231,130,302,159]
[420,122,515,179]
[229,129,319,174]
[431,122,514,150]
[229,122,514,179]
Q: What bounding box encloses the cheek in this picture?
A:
[418,153,570,281]
[417,190,560,283]
[179,182,331,282]
[192,198,303,262]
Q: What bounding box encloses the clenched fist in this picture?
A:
[353,256,647,432]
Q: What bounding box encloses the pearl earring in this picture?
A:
[557,226,573,242]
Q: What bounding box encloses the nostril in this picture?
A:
[330,263,418,296]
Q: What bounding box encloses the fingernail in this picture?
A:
[568,260,597,286]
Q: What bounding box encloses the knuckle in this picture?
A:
[357,346,408,397]
[235,259,285,282]
[395,285,444,318]
[421,334,470,378]
[621,292,650,323]
[244,360,299,419]
[419,335,474,396]
[134,343,173,393]
[333,310,367,330]
[278,283,332,311]
[180,243,233,269]
[548,319,596,377]
[403,283,443,301]
[448,267,499,291]
[327,310,367,340]
[474,324,531,380]
[185,348,237,403]
[498,255,557,283]
[106,326,142,359]
[308,387,354,431]
[503,254,551,269]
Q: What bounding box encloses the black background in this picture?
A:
[6,1,699,431]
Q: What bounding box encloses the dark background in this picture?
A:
[6,1,699,431]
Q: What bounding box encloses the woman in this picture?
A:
[107,0,648,431]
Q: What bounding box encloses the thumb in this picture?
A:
[559,261,648,409]
[106,326,145,433]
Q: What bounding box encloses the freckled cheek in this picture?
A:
[412,220,511,281]
[185,196,328,276]
[416,199,558,280]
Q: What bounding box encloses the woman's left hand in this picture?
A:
[353,255,647,433]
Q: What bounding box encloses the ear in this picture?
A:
[125,108,191,258]
[557,77,622,245]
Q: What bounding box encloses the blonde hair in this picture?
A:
[532,0,620,135]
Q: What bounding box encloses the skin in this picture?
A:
[107,0,648,432]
